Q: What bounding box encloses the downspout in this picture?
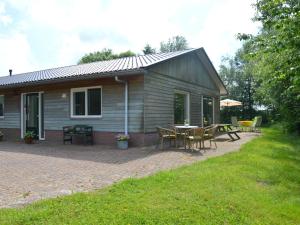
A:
[115,76,128,135]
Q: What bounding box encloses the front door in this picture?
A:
[25,93,39,139]
[22,92,44,140]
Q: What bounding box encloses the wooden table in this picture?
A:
[175,125,198,129]
[175,126,198,147]
[216,124,232,132]
[215,124,240,141]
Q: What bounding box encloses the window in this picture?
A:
[0,95,4,117]
[174,91,190,124]
[202,96,214,126]
[71,86,102,118]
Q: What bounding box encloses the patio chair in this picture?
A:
[203,125,218,149]
[184,127,205,149]
[156,127,177,149]
[184,127,205,150]
[63,125,93,145]
[63,126,74,144]
[250,116,262,132]
[172,125,188,147]
[231,116,242,131]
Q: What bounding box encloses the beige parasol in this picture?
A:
[220,99,242,107]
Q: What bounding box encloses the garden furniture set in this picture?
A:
[156,124,230,150]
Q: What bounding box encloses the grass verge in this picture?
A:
[1,126,300,224]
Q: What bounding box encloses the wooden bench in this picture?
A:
[216,124,241,141]
[226,130,240,141]
[63,125,93,145]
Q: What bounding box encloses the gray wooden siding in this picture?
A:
[0,76,144,133]
[144,53,220,133]
[0,93,20,128]
[147,53,219,91]
[44,77,144,132]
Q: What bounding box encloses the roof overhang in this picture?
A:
[0,69,145,90]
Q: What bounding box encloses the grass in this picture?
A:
[1,126,300,225]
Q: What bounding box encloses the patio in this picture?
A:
[0,132,259,208]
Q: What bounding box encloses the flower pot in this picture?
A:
[117,140,128,149]
[24,137,34,144]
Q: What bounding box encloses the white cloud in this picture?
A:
[189,0,259,67]
[0,33,36,75]
[0,0,259,75]
[0,2,12,26]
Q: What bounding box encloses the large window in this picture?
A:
[174,91,190,124]
[202,96,214,126]
[0,95,4,117]
[71,86,102,118]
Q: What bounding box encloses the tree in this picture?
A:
[118,50,135,58]
[78,49,135,64]
[160,36,189,52]
[143,44,156,54]
[219,44,257,122]
[240,0,300,133]
[78,49,116,64]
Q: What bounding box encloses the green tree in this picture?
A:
[160,36,189,52]
[118,50,135,58]
[219,44,257,122]
[240,0,300,132]
[78,49,135,64]
[143,44,156,54]
[78,49,116,64]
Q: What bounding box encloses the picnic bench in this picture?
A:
[63,125,93,145]
[216,124,240,141]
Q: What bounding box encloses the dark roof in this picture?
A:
[0,49,196,87]
[0,48,227,94]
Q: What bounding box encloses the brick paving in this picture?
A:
[0,132,259,208]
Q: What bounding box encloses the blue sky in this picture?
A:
[0,0,259,76]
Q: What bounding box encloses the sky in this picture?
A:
[0,0,259,76]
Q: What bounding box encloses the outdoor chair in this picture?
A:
[184,127,205,150]
[156,126,177,149]
[250,116,262,132]
[63,125,93,145]
[173,125,188,147]
[231,116,242,131]
[203,125,218,149]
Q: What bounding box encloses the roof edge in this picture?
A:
[142,48,200,69]
[196,48,228,95]
[0,69,145,89]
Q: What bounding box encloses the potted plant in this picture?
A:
[24,131,35,144]
[184,119,189,126]
[0,131,3,141]
[116,134,130,149]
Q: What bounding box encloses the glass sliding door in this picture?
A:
[22,92,44,140]
[203,96,214,126]
[174,91,190,124]
[26,93,39,138]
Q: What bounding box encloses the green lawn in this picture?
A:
[1,126,300,225]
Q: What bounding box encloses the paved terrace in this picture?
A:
[0,132,259,208]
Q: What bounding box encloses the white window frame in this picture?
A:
[212,97,215,124]
[202,95,215,126]
[201,95,204,127]
[38,92,45,140]
[70,86,102,118]
[174,90,190,123]
[21,92,45,140]
[0,95,4,119]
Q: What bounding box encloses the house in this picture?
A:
[0,48,227,146]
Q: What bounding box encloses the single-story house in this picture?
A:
[0,48,227,146]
